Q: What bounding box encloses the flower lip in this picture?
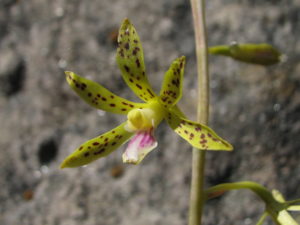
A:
[122,128,158,165]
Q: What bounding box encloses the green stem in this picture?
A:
[256,211,268,225]
[204,181,275,203]
[188,0,209,225]
[208,45,231,56]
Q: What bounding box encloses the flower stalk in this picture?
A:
[188,0,209,224]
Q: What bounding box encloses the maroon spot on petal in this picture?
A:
[119,49,124,57]
[118,135,123,139]
[207,133,212,138]
[94,148,105,155]
[136,76,140,80]
[189,133,195,140]
[121,108,127,111]
[110,95,114,99]
[112,131,115,134]
[99,136,103,139]
[104,138,109,142]
[129,104,134,108]
[124,65,130,72]
[200,140,207,144]
[184,130,189,134]
[88,92,92,97]
[122,102,128,105]
[112,142,117,146]
[97,94,101,98]
[93,142,100,146]
[133,39,138,43]
[129,78,134,83]
[212,138,219,142]
[200,134,205,139]
[79,146,83,151]
[88,146,91,149]
[195,127,201,132]
[135,59,141,68]
[124,42,130,50]
[161,97,166,102]
[136,83,142,89]
[147,89,155,97]
[101,97,107,101]
[84,152,90,157]
[110,103,116,107]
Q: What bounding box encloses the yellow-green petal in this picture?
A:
[116,19,157,102]
[166,109,233,151]
[66,71,146,114]
[159,56,185,107]
[60,122,133,168]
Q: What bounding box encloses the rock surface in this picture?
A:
[0,0,300,225]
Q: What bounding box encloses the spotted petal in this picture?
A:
[165,109,233,151]
[159,56,185,107]
[60,122,133,168]
[122,129,157,165]
[66,71,146,114]
[116,19,157,102]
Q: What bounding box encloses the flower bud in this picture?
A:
[209,43,282,66]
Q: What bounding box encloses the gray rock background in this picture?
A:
[0,0,300,224]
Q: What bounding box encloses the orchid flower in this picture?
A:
[60,19,233,168]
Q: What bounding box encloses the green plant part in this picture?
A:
[205,182,300,225]
[270,190,300,225]
[209,43,282,66]
[60,19,233,169]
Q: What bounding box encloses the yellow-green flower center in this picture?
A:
[126,100,167,132]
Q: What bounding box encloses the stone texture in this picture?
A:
[0,0,300,225]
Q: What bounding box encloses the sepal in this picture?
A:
[61,122,133,168]
[159,56,185,107]
[116,19,157,102]
[65,71,146,114]
[166,109,233,151]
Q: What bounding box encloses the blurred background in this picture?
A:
[0,0,299,224]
